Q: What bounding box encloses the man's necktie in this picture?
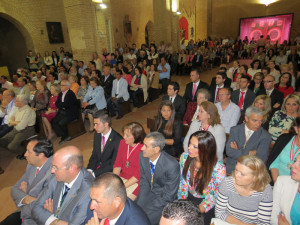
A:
[104,219,110,225]
[35,168,40,177]
[102,136,105,153]
[266,90,270,96]
[59,185,70,207]
[238,91,245,109]
[150,162,155,175]
[215,87,220,103]
[192,83,197,99]
[170,97,172,102]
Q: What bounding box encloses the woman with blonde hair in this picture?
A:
[214,155,273,225]
[30,80,50,112]
[269,94,300,141]
[252,94,272,130]
[69,75,79,95]
[183,101,226,161]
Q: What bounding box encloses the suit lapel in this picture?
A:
[144,157,152,185]
[152,153,164,184]
[53,182,64,213]
[28,158,51,190]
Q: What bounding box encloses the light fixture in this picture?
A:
[176,11,181,15]
[92,0,102,3]
[99,3,107,9]
[260,0,278,6]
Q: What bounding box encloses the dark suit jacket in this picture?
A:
[87,129,123,177]
[32,168,94,225]
[55,89,79,122]
[136,151,180,225]
[162,95,186,120]
[231,89,256,113]
[100,74,115,99]
[11,157,53,224]
[257,88,284,115]
[226,123,272,173]
[184,81,209,103]
[210,77,232,90]
[84,198,151,225]
[192,54,203,67]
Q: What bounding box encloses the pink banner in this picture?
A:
[240,14,293,44]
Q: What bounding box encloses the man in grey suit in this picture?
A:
[136,132,180,225]
[0,139,54,225]
[14,77,30,97]
[32,146,94,225]
[226,106,272,174]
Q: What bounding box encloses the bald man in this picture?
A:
[32,146,94,225]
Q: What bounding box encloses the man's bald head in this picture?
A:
[54,146,83,169]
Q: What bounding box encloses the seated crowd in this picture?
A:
[0,37,300,225]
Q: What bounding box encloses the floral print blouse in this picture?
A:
[269,110,295,142]
[178,152,226,212]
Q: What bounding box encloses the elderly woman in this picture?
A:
[183,88,210,125]
[252,94,272,130]
[28,81,37,101]
[30,80,50,113]
[179,131,226,225]
[214,155,273,225]
[267,117,300,184]
[113,122,146,201]
[41,83,60,140]
[269,94,300,142]
[183,101,226,162]
[82,77,107,132]
[271,154,300,225]
[77,76,89,101]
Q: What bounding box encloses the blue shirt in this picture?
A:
[1,98,17,125]
[158,63,171,80]
[291,192,300,225]
[83,86,107,110]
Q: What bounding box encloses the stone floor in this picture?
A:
[0,66,220,220]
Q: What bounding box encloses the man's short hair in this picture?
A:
[17,94,29,105]
[240,74,251,83]
[216,72,226,80]
[1,75,8,80]
[245,106,264,118]
[168,81,180,92]
[62,80,71,87]
[161,200,203,225]
[145,132,165,151]
[221,87,232,96]
[93,173,127,203]
[64,152,83,169]
[93,111,112,127]
[31,139,54,158]
[5,89,15,98]
[191,68,201,76]
[116,69,122,74]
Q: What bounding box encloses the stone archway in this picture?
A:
[145,20,154,47]
[0,13,34,75]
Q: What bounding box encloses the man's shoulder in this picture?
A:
[159,152,179,167]
[122,199,150,224]
[110,129,123,140]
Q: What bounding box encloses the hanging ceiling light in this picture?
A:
[92,0,102,3]
[260,0,278,6]
[99,3,107,9]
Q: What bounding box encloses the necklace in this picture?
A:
[199,123,210,131]
[126,143,139,168]
[287,137,300,169]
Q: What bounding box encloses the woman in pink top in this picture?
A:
[121,66,132,86]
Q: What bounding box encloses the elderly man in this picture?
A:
[159,200,203,225]
[215,88,241,133]
[0,89,17,138]
[0,94,36,153]
[226,106,272,174]
[32,146,94,225]
[51,80,78,145]
[100,64,114,100]
[15,77,30,97]
[137,132,180,225]
[85,173,150,225]
[0,139,54,225]
[32,71,46,81]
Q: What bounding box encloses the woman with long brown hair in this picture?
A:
[151,100,182,157]
[178,131,226,225]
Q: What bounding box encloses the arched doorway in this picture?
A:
[0,13,33,76]
[145,21,154,47]
[179,17,189,40]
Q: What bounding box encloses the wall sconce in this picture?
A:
[99,3,107,9]
[260,0,278,6]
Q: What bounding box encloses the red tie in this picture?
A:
[102,136,105,153]
[238,91,245,109]
[104,219,110,225]
[192,83,197,99]
[215,87,220,103]
[35,168,40,177]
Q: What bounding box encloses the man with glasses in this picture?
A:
[32,146,94,225]
[0,139,53,225]
[51,80,78,145]
[215,88,240,133]
[257,74,284,115]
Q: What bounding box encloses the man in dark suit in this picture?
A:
[84,173,150,225]
[184,68,209,103]
[100,64,114,100]
[231,74,256,113]
[51,80,79,145]
[226,106,272,174]
[87,111,122,177]
[162,81,186,120]
[192,49,203,69]
[257,74,284,115]
[136,132,180,225]
[210,65,232,88]
[0,139,53,225]
[209,72,230,103]
[32,146,94,225]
